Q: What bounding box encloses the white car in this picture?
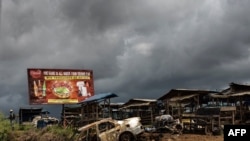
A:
[75,117,144,141]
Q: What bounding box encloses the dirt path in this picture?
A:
[161,133,223,141]
[139,132,224,141]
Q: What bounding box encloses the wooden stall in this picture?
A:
[76,93,118,127]
[100,102,124,120]
[60,93,118,128]
[158,89,219,119]
[19,107,43,124]
[182,106,236,135]
[209,82,250,124]
[120,98,157,126]
[61,105,81,128]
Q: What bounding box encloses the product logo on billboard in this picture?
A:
[30,70,42,78]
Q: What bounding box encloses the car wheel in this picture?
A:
[119,133,134,141]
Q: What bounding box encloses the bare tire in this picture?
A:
[119,132,134,141]
[175,124,183,134]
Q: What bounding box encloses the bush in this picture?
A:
[0,112,76,141]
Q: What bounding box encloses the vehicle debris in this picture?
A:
[74,117,144,141]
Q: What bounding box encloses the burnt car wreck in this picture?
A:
[74,117,144,141]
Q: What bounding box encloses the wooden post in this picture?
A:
[96,102,98,119]
[62,104,65,128]
[81,104,83,120]
[137,106,139,117]
[178,92,181,117]
[92,103,94,120]
[197,95,200,109]
[178,102,181,119]
[108,98,111,118]
[171,105,173,116]
[232,110,235,125]
[166,100,169,114]
[87,104,89,122]
[239,97,243,122]
[150,105,153,125]
[218,116,221,130]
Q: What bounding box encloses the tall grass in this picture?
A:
[0,112,12,130]
[0,112,77,141]
[0,112,12,140]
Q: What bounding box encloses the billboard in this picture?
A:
[27,68,94,104]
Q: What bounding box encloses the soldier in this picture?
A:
[9,109,15,130]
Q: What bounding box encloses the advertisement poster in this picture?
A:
[27,68,94,104]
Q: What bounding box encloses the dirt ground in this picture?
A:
[161,133,223,141]
[140,133,224,141]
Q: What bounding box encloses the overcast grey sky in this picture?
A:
[1,0,250,118]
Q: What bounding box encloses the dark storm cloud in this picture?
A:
[60,0,131,33]
[100,0,250,100]
[1,0,250,117]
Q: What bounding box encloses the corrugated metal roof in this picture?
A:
[129,98,157,102]
[230,91,250,97]
[121,98,156,108]
[121,102,152,109]
[210,91,250,98]
[78,92,118,104]
[209,93,229,98]
[158,89,218,100]
[169,94,198,102]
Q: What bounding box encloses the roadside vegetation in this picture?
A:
[0,112,77,141]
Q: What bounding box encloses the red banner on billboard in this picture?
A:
[27,68,94,104]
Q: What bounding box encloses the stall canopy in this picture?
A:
[209,82,250,99]
[158,88,218,101]
[78,92,118,104]
[121,98,156,109]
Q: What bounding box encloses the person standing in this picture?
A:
[9,109,15,130]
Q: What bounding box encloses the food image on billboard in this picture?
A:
[27,68,94,104]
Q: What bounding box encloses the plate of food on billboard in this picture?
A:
[27,68,94,105]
